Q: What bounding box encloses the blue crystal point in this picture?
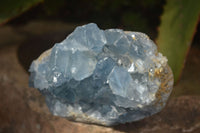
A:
[29,23,173,126]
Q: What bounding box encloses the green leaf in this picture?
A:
[156,0,200,83]
[0,0,43,25]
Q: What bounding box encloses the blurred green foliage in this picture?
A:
[0,0,43,25]
[157,0,200,83]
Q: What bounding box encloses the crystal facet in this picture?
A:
[29,23,174,126]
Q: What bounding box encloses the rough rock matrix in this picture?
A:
[29,23,173,126]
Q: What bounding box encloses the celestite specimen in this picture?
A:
[29,23,173,126]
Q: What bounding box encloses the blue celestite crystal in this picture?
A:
[29,23,174,126]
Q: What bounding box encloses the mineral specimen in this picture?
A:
[29,23,174,126]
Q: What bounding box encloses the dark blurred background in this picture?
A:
[7,0,166,39]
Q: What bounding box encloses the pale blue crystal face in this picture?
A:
[29,23,173,126]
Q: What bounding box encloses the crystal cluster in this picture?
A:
[29,23,173,126]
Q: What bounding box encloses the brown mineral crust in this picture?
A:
[155,65,173,106]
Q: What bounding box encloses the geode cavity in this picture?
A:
[29,23,173,126]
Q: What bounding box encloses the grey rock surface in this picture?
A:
[29,23,174,126]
